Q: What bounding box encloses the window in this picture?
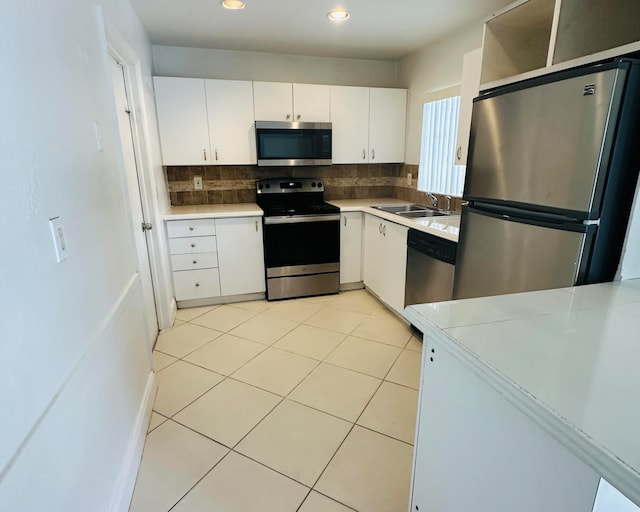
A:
[417,95,466,197]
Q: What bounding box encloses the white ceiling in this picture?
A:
[130,0,513,61]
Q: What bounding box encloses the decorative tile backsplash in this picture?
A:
[166,163,463,213]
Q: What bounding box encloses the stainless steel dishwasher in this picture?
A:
[405,229,457,306]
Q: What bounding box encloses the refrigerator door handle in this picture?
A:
[468,204,597,234]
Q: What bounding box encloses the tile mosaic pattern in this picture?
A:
[131,290,423,512]
[165,162,464,212]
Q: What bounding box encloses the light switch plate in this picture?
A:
[194,176,203,190]
[49,217,68,262]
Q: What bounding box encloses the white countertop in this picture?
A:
[164,203,263,220]
[404,280,640,506]
[164,199,461,241]
[328,198,461,242]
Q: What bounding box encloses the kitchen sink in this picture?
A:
[371,203,451,217]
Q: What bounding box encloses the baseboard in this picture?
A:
[109,371,157,512]
[176,292,266,309]
[340,282,365,291]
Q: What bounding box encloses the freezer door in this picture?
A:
[453,207,589,299]
[465,66,626,216]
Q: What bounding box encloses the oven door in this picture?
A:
[263,214,340,276]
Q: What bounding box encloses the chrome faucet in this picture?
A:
[426,192,438,208]
[445,195,452,212]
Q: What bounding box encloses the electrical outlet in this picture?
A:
[406,172,412,185]
[194,176,203,190]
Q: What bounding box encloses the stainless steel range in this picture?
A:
[256,178,340,300]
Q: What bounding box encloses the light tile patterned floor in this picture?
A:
[130,290,422,512]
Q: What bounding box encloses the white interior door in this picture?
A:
[109,55,158,347]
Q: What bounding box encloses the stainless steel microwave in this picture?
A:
[255,121,332,166]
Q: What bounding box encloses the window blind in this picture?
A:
[417,95,465,197]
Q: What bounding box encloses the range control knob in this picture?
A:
[317,181,323,188]
[311,182,317,188]
[258,184,263,190]
[265,183,271,189]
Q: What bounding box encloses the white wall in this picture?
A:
[398,21,485,164]
[152,45,400,87]
[0,0,163,510]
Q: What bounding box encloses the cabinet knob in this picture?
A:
[195,283,200,287]
[192,260,197,264]
[189,226,194,231]
[191,243,196,248]
[286,113,291,120]
[296,114,301,120]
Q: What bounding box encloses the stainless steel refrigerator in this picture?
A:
[453,59,640,300]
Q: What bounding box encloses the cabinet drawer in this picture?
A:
[171,252,218,271]
[173,268,221,301]
[169,236,217,255]
[167,219,216,238]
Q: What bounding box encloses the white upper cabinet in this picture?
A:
[254,81,330,122]
[292,83,331,122]
[154,77,256,165]
[253,81,293,121]
[153,77,211,165]
[205,79,256,165]
[369,88,407,163]
[455,48,483,166]
[331,86,370,164]
[331,86,407,164]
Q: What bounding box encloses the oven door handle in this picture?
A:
[264,214,341,225]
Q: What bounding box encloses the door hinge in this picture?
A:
[141,222,153,232]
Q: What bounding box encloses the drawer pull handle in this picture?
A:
[195,283,200,287]
[191,243,196,248]
[189,226,194,231]
[193,260,197,264]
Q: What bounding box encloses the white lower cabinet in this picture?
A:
[362,214,408,314]
[167,216,265,303]
[340,212,363,285]
[215,217,265,296]
[411,335,602,512]
[166,219,221,302]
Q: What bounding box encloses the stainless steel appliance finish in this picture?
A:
[405,229,457,306]
[454,59,640,300]
[371,204,451,218]
[257,178,340,300]
[255,121,332,167]
[454,207,591,299]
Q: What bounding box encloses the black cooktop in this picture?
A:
[256,178,339,217]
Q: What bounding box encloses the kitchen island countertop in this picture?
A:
[164,203,263,220]
[405,279,640,506]
[329,198,461,242]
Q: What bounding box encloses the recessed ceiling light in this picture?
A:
[327,9,350,21]
[221,0,245,10]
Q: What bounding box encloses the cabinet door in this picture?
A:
[411,335,600,512]
[215,217,266,296]
[293,83,331,122]
[455,48,482,165]
[253,81,293,121]
[378,220,408,314]
[363,214,384,296]
[369,88,407,163]
[330,86,370,164]
[153,77,211,165]
[206,80,257,165]
[340,212,363,284]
